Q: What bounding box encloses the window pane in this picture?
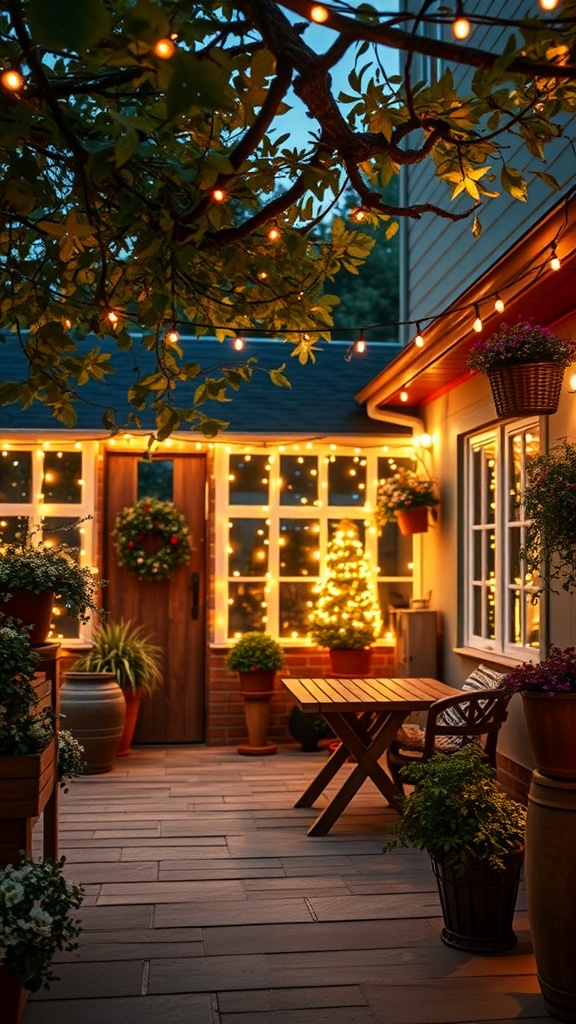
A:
[486,527,495,581]
[380,582,413,636]
[508,434,523,521]
[327,455,366,505]
[472,449,482,525]
[526,596,540,649]
[484,446,496,524]
[229,455,269,505]
[279,582,317,637]
[229,519,268,575]
[138,460,173,501]
[0,515,25,545]
[228,582,267,634]
[473,585,482,635]
[377,522,412,576]
[0,450,32,503]
[43,517,82,640]
[473,531,482,579]
[279,519,319,576]
[509,589,521,645]
[509,527,521,586]
[486,585,496,640]
[329,517,365,547]
[280,455,318,506]
[42,451,82,505]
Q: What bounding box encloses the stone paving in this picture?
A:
[26,746,547,1024]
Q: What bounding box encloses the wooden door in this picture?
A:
[103,452,206,743]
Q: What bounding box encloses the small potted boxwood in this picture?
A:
[384,744,526,953]
[226,631,285,693]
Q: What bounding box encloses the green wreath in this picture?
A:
[113,497,191,581]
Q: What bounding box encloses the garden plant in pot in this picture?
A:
[73,619,163,756]
[502,648,576,1023]
[375,468,440,536]
[308,519,382,675]
[226,632,285,756]
[467,318,576,418]
[0,520,104,646]
[384,744,526,953]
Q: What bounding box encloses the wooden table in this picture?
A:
[282,675,455,835]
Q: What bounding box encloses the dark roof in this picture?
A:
[0,335,403,436]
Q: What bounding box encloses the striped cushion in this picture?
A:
[441,664,505,730]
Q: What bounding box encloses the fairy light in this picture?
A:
[1,69,24,91]
[350,207,366,222]
[153,38,176,58]
[310,4,329,21]
[233,335,245,351]
[165,328,180,344]
[452,3,471,38]
[473,303,483,332]
[106,309,119,325]
[257,270,268,281]
[414,323,424,347]
[355,332,366,355]
[550,242,561,271]
[267,224,281,241]
[494,293,505,313]
[212,188,226,203]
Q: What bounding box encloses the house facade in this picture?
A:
[0,338,430,749]
[355,0,576,797]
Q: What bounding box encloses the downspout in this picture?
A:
[366,396,425,437]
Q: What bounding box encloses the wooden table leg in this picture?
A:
[306,711,407,836]
[294,711,375,808]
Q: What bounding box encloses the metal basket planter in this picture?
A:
[487,362,564,417]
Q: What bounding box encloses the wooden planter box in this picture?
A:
[0,738,57,820]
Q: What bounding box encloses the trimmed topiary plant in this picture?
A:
[226,632,285,673]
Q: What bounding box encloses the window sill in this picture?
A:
[453,646,538,669]
[211,638,396,651]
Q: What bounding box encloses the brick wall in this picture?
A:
[205,645,397,747]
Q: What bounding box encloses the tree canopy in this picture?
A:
[1,0,575,437]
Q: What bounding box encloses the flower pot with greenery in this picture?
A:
[384,744,526,953]
[226,632,285,755]
[520,441,576,597]
[375,469,440,536]
[0,856,83,1024]
[0,521,104,645]
[467,318,576,418]
[308,520,382,674]
[72,619,163,756]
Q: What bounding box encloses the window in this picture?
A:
[214,444,423,642]
[0,440,97,643]
[464,422,540,658]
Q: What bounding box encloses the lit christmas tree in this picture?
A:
[308,520,382,649]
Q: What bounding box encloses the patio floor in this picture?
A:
[26,745,547,1024]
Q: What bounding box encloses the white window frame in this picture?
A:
[0,438,98,645]
[464,420,539,660]
[214,441,423,644]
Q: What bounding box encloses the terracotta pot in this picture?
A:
[429,847,524,953]
[395,507,429,535]
[0,589,55,646]
[116,690,143,756]
[238,669,277,694]
[60,672,126,774]
[0,965,27,1024]
[328,647,372,676]
[526,771,576,1022]
[521,691,576,779]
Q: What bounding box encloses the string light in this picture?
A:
[310,4,329,22]
[165,328,180,344]
[106,310,119,325]
[400,390,409,402]
[494,293,505,313]
[153,38,176,59]
[550,241,561,271]
[212,188,226,203]
[539,0,560,9]
[473,303,483,332]
[452,2,471,39]
[355,331,366,354]
[350,207,367,222]
[233,335,245,351]
[257,270,268,280]
[267,224,281,241]
[1,69,24,91]
[414,323,424,347]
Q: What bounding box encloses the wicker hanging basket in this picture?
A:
[487,362,565,418]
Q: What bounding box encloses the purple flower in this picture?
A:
[502,646,576,694]
[467,319,576,373]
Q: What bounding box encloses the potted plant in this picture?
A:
[226,632,285,755]
[0,520,104,645]
[0,855,83,1023]
[467,318,576,417]
[520,441,576,597]
[384,744,526,953]
[72,619,163,756]
[375,469,439,536]
[502,645,576,780]
[308,519,382,673]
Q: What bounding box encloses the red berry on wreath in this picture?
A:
[128,541,135,549]
[170,535,179,545]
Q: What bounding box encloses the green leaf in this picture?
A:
[269,368,291,389]
[501,166,528,202]
[114,128,139,169]
[26,0,111,50]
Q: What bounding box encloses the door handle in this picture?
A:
[191,572,200,620]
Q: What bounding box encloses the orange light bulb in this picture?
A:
[165,329,180,344]
[106,310,119,325]
[310,5,329,22]
[212,188,226,203]
[1,69,24,91]
[267,225,281,241]
[154,38,176,59]
[453,16,471,39]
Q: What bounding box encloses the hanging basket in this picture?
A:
[487,362,564,418]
